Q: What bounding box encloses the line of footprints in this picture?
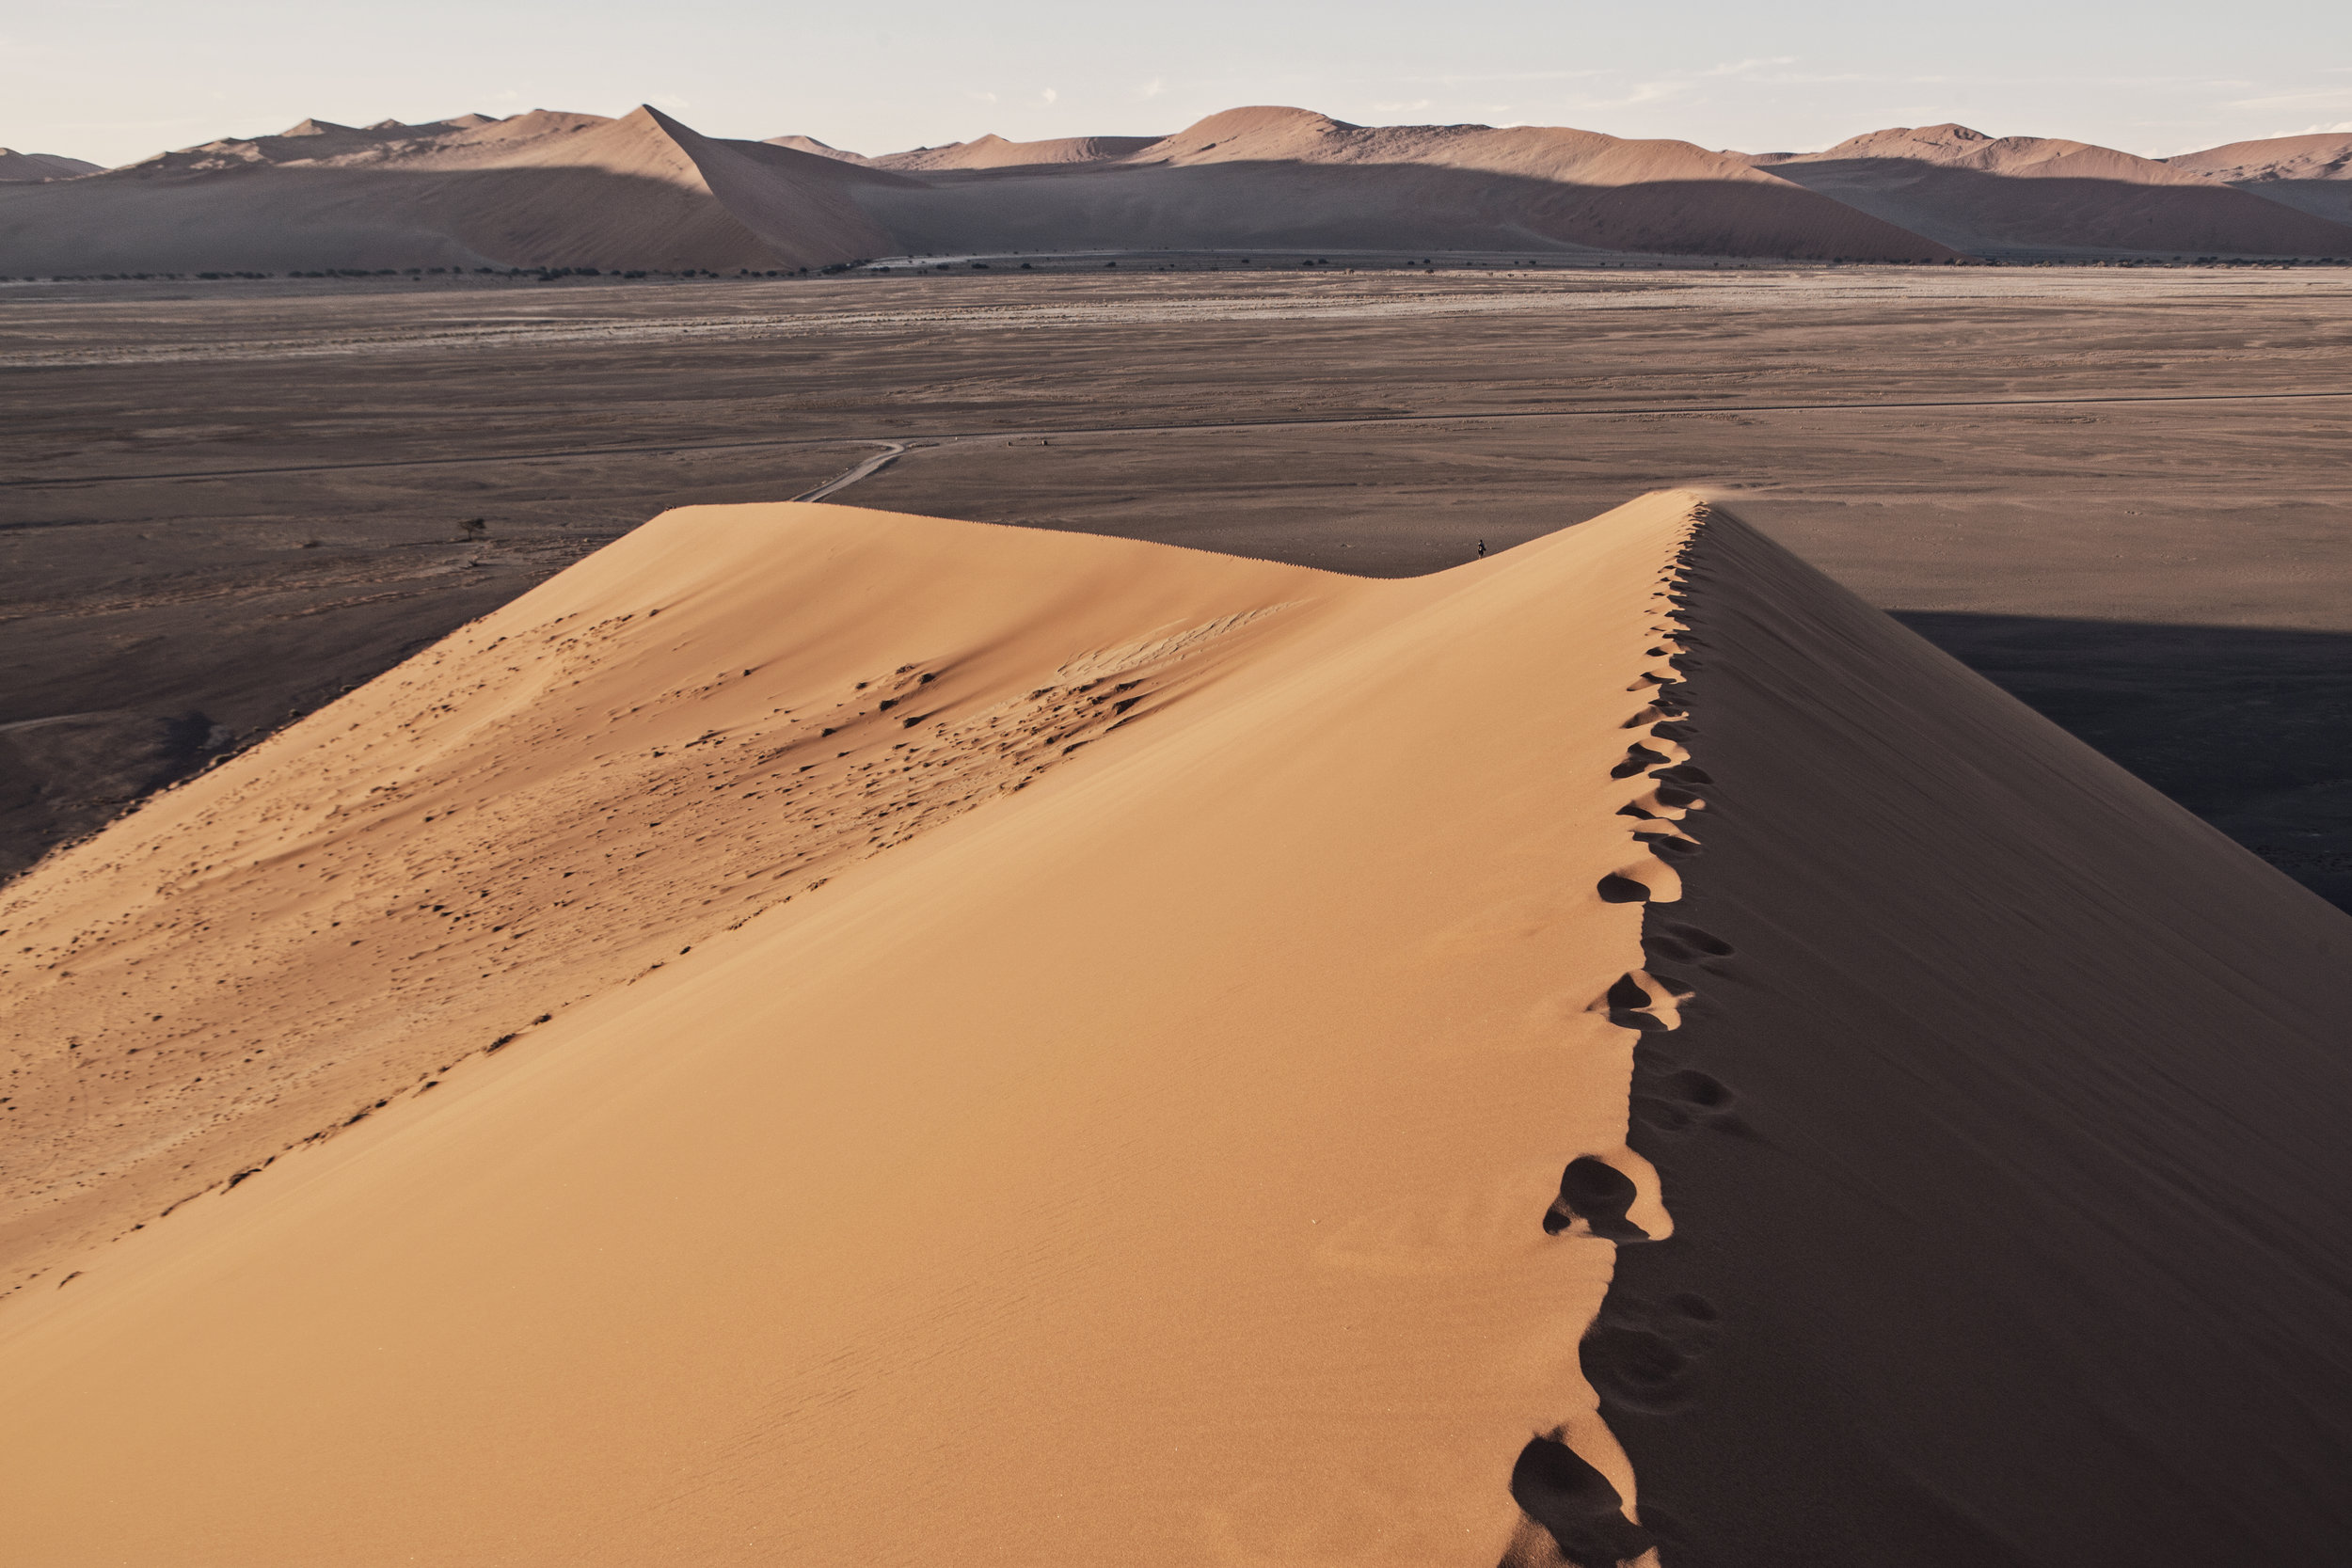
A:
[1506,523,1740,1568]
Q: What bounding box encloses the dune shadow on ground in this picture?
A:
[1893,610,2352,910]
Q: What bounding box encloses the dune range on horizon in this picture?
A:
[7,104,2352,276]
[2,493,2348,1565]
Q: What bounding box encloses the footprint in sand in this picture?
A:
[1503,1434,1654,1568]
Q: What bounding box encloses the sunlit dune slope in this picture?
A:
[0,494,1705,1566]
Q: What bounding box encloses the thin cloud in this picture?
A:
[1699,56,1798,79]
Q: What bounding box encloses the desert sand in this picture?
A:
[3,492,1705,1563]
[4,487,2348,1565]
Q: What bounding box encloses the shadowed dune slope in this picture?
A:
[1602,513,2352,1565]
[2168,133,2352,226]
[0,494,1703,1566]
[1745,123,2352,256]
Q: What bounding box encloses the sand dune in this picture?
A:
[859,106,1955,261]
[1,493,1699,1564]
[762,133,872,164]
[5,491,2348,1563]
[17,103,2352,275]
[870,133,1166,170]
[0,149,100,182]
[2168,133,2352,226]
[0,103,1949,274]
[0,105,893,275]
[1740,122,2352,257]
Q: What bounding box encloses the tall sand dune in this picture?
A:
[3,494,2347,1564]
[2169,133,2352,226]
[0,494,1700,1564]
[1742,122,2352,257]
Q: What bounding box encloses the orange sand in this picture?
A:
[0,494,1707,1565]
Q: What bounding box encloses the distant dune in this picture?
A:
[1,103,1953,274]
[0,106,895,275]
[7,104,2352,275]
[760,133,872,165]
[868,133,1167,170]
[0,149,101,182]
[3,493,2348,1564]
[856,105,1956,263]
[2169,133,2352,226]
[1737,122,2352,257]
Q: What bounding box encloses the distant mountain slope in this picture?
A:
[0,149,101,182]
[1739,123,2352,257]
[2167,133,2352,226]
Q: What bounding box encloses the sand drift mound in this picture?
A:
[3,495,2349,1565]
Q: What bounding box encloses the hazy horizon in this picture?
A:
[7,0,2349,169]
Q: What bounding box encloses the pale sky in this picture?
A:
[7,0,2349,169]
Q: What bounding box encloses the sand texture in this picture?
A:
[1,493,1702,1565]
[6,489,2350,1564]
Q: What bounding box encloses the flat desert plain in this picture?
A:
[6,264,2347,903]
